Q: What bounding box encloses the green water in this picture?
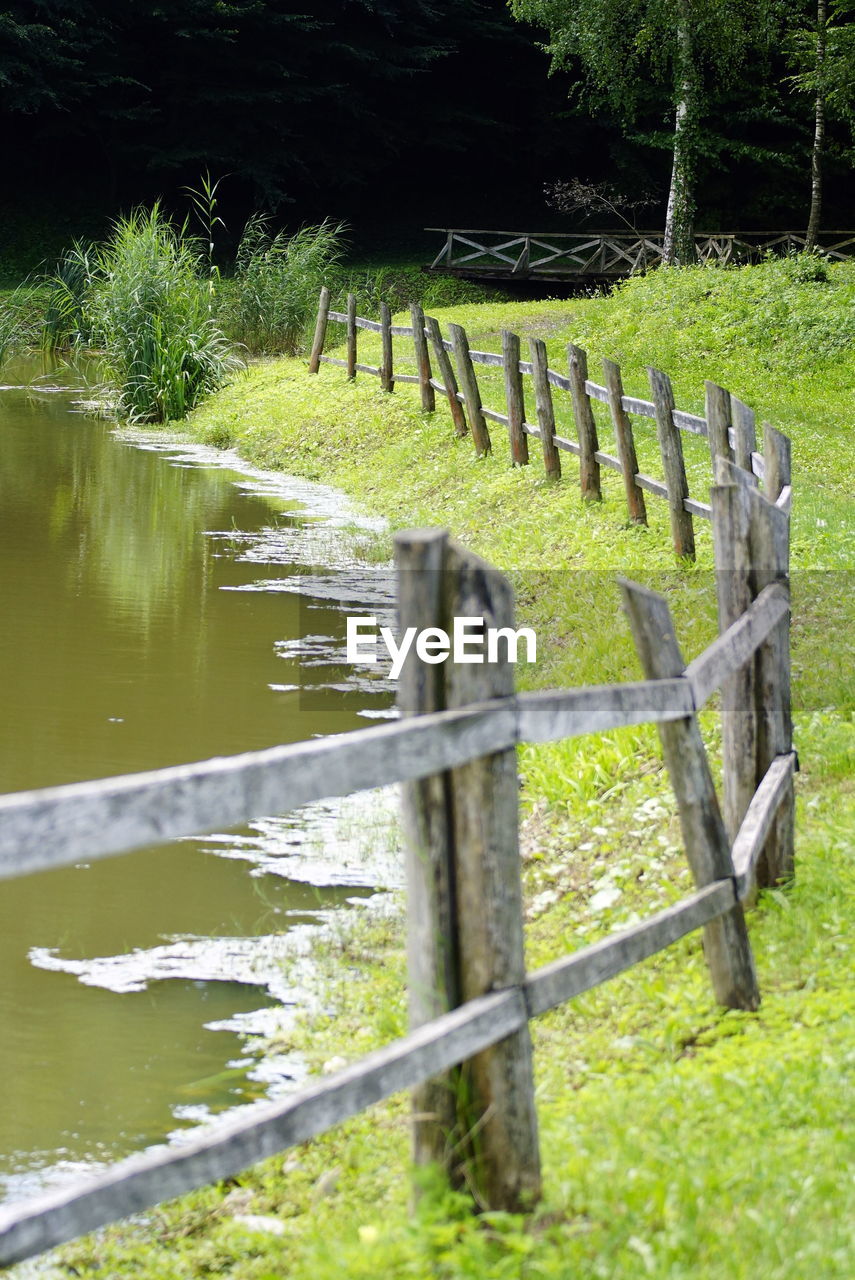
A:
[0,356,395,1201]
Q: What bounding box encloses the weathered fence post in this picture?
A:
[763,422,792,505]
[449,323,492,455]
[712,460,794,889]
[567,344,601,501]
[648,367,696,559]
[346,292,357,380]
[502,331,529,466]
[410,302,435,413]
[442,539,541,1209]
[308,286,330,374]
[730,395,757,475]
[396,529,541,1212]
[711,480,758,857]
[380,302,394,393]
[529,338,561,480]
[602,358,647,524]
[621,580,760,1010]
[424,316,469,438]
[396,529,460,1171]
[747,488,794,886]
[705,381,733,467]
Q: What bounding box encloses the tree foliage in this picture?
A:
[509,0,787,258]
[0,1,532,212]
[509,0,778,118]
[788,1,855,124]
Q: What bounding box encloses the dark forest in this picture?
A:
[1,0,853,263]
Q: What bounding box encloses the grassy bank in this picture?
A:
[52,261,853,1279]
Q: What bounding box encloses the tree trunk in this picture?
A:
[806,0,827,250]
[663,6,696,266]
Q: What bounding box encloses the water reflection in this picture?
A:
[0,355,398,1199]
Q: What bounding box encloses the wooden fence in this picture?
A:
[424,228,855,281]
[0,456,794,1265]
[309,287,792,561]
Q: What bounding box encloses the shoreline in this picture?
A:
[8,265,855,1279]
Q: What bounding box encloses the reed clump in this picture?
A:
[44,206,241,422]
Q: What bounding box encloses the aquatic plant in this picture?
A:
[223,217,345,355]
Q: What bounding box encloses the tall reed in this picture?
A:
[224,217,345,355]
[42,240,101,351]
[0,282,45,364]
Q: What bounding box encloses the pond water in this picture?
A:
[0,355,398,1203]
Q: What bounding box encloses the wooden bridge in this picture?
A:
[424,228,855,283]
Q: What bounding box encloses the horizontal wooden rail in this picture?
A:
[0,989,526,1267]
[525,879,734,1015]
[469,349,505,369]
[0,568,790,884]
[634,472,667,498]
[518,678,692,741]
[0,871,741,1267]
[553,431,581,456]
[585,379,609,404]
[424,226,855,239]
[685,583,789,708]
[776,485,792,513]
[328,311,388,334]
[0,703,515,880]
[673,408,708,435]
[732,753,797,898]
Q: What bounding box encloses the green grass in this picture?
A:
[54,786,854,1280]
[48,258,854,1279]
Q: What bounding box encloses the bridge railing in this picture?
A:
[309,287,793,561]
[0,469,794,1266]
[423,228,855,278]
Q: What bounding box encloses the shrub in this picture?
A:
[334,264,510,319]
